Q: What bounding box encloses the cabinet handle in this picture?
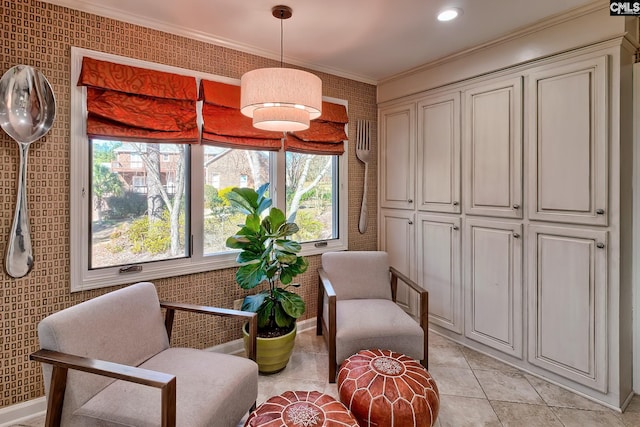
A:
[408,199,413,203]
[596,242,605,249]
[513,204,520,209]
[453,201,459,206]
[596,209,605,215]
[513,233,520,238]
[453,225,459,231]
[408,220,413,225]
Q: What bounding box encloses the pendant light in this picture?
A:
[240,5,322,132]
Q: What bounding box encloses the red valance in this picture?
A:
[79,57,199,144]
[200,79,348,155]
[200,79,283,151]
[285,101,348,155]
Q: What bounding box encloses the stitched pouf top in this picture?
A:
[337,349,440,427]
[245,390,359,427]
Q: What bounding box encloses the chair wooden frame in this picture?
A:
[30,303,257,427]
[317,266,429,383]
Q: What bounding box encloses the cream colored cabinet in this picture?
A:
[527,225,608,392]
[527,55,608,226]
[463,76,523,219]
[379,103,416,210]
[416,214,462,333]
[379,209,418,317]
[417,92,461,213]
[464,218,523,358]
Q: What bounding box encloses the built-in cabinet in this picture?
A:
[378,38,633,408]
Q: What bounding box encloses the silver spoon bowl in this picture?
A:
[0,65,56,278]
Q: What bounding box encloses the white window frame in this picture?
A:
[70,47,348,292]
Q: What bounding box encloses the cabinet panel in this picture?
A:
[527,55,608,225]
[379,103,416,209]
[465,218,523,358]
[464,76,522,218]
[379,209,417,317]
[527,225,607,392]
[417,214,462,333]
[417,92,461,213]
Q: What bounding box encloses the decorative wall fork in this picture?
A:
[355,120,371,234]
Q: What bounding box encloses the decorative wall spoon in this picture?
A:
[0,65,56,278]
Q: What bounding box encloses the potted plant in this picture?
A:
[225,183,309,373]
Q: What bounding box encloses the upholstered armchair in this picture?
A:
[30,282,258,427]
[317,251,428,383]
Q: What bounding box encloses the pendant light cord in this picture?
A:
[280,10,284,67]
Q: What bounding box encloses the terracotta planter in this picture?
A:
[243,323,297,374]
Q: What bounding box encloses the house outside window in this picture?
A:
[70,48,348,291]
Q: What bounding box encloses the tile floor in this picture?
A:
[12,328,640,427]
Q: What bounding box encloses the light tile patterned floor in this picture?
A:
[14,328,640,427]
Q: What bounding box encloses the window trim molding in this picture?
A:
[70,47,348,292]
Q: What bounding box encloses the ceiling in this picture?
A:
[45,0,599,84]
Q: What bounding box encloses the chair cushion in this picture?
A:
[72,348,258,427]
[245,390,359,427]
[337,349,439,427]
[321,251,392,301]
[332,299,424,365]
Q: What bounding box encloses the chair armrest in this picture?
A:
[389,266,424,295]
[30,349,176,427]
[159,302,258,362]
[317,268,337,299]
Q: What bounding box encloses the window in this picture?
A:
[70,48,348,291]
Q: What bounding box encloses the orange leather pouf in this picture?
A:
[245,390,359,427]
[337,349,440,427]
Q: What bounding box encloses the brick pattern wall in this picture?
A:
[0,0,378,408]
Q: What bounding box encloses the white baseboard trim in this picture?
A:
[207,317,317,354]
[0,318,318,426]
[0,397,46,427]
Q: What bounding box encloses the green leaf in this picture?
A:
[242,292,267,313]
[273,304,293,328]
[257,299,274,329]
[225,236,250,249]
[227,187,259,213]
[275,250,298,265]
[236,250,262,264]
[275,289,306,319]
[275,239,301,253]
[279,270,293,284]
[236,263,266,289]
[245,213,261,233]
[268,208,286,233]
[255,182,269,200]
[276,222,299,238]
[256,198,272,216]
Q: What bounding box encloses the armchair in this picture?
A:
[317,251,428,382]
[30,281,258,427]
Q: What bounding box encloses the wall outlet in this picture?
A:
[233,298,244,311]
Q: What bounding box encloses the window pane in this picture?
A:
[203,147,269,255]
[90,140,188,269]
[286,153,337,242]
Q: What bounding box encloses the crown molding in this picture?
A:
[40,0,378,85]
[379,0,609,85]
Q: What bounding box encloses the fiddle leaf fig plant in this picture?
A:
[226,183,308,333]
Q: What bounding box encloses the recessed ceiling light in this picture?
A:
[437,8,462,22]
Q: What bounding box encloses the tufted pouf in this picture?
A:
[245,390,359,427]
[337,349,440,427]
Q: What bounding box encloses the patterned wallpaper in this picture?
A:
[0,0,378,408]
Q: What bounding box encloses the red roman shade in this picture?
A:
[78,57,199,143]
[199,79,283,151]
[285,101,348,155]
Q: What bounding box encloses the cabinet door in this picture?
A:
[379,103,416,210]
[417,214,462,333]
[379,209,418,317]
[527,225,607,392]
[464,218,523,358]
[417,92,461,213]
[463,76,523,218]
[527,55,608,226]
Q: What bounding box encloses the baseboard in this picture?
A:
[0,397,46,427]
[208,317,317,354]
[0,318,318,426]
